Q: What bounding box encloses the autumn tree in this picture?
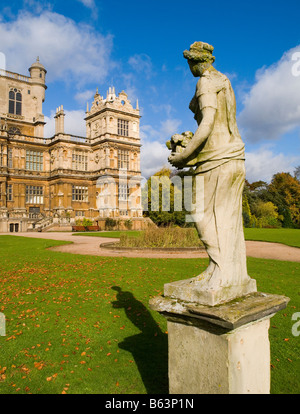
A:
[252,201,283,228]
[243,174,300,228]
[268,172,300,228]
[142,167,188,226]
[295,165,300,181]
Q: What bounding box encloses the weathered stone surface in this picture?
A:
[167,317,272,394]
[149,291,289,330]
[151,291,290,394]
[164,276,257,306]
[167,41,256,304]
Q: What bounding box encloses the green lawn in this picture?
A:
[0,235,299,394]
[73,228,300,249]
[244,228,300,248]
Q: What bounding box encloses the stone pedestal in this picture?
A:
[149,292,289,394]
[164,276,257,306]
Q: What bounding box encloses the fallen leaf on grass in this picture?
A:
[46,373,58,381]
[34,362,45,370]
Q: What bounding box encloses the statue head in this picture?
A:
[183,42,215,76]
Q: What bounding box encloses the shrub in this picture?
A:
[118,226,203,248]
[124,219,133,230]
[105,217,117,230]
[75,218,93,227]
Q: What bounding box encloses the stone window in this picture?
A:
[118,183,129,201]
[118,149,129,169]
[75,210,85,216]
[8,148,13,168]
[117,119,129,136]
[72,186,88,202]
[8,127,21,136]
[7,184,13,201]
[8,88,22,115]
[26,186,44,204]
[72,151,88,171]
[119,210,129,216]
[26,150,43,171]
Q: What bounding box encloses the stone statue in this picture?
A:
[167,42,256,304]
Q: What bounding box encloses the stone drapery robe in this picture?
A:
[189,69,253,290]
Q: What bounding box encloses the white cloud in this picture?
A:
[140,139,170,178]
[0,10,114,87]
[150,103,173,117]
[141,118,182,143]
[245,148,300,183]
[44,109,86,137]
[140,117,182,177]
[128,54,153,79]
[160,118,182,138]
[76,0,96,9]
[76,0,98,19]
[74,89,95,104]
[238,45,300,142]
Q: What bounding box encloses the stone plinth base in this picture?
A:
[164,276,257,306]
[149,292,289,394]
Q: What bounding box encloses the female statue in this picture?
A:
[168,42,256,298]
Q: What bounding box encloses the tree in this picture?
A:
[142,167,189,227]
[294,165,300,181]
[242,193,259,227]
[268,172,300,228]
[247,180,268,192]
[252,201,283,228]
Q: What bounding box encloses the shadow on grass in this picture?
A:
[111,286,168,394]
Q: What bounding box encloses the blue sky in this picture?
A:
[1,0,300,181]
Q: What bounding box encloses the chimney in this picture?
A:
[54,105,65,135]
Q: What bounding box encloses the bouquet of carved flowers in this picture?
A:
[166,131,194,153]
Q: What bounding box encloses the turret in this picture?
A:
[28,57,47,102]
[29,57,47,84]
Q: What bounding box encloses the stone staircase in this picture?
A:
[31,217,55,232]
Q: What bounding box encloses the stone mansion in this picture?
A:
[0,58,145,232]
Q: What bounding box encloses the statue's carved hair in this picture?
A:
[183,41,215,64]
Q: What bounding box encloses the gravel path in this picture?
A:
[2,232,300,262]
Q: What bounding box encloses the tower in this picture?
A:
[0,56,47,137]
[85,87,143,219]
[28,57,47,137]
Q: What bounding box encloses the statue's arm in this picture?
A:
[183,106,216,157]
[168,104,216,167]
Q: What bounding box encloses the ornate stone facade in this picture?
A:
[0,59,144,232]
